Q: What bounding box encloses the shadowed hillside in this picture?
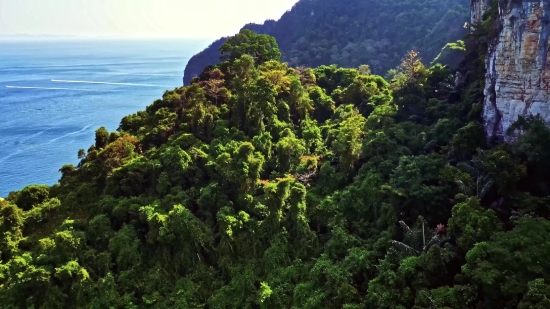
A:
[183,0,470,85]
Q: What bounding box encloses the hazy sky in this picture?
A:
[0,0,300,38]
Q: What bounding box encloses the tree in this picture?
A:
[518,279,550,309]
[327,105,367,172]
[358,64,371,75]
[15,184,50,211]
[447,197,501,252]
[95,127,109,149]
[220,29,281,64]
[4,13,550,308]
[462,218,550,307]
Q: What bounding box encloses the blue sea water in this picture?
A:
[0,38,210,197]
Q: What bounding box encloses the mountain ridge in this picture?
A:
[183,0,471,85]
[3,1,550,308]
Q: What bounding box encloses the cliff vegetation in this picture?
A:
[2,17,550,308]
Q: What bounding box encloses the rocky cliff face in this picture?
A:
[471,0,491,23]
[475,0,550,141]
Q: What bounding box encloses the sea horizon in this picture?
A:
[0,38,209,196]
[0,34,217,41]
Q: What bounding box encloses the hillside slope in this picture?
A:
[3,11,550,306]
[183,0,470,85]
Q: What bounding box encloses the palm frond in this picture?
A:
[398,220,412,235]
[423,235,442,252]
[455,179,472,195]
[420,290,436,309]
[477,176,493,199]
[423,140,437,152]
[389,240,420,255]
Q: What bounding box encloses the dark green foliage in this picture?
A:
[1,26,549,309]
[95,126,109,149]
[220,29,281,64]
[14,184,50,211]
[184,0,470,85]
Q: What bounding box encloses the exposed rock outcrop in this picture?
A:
[475,0,550,141]
[471,0,491,23]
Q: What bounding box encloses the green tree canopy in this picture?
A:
[220,29,281,64]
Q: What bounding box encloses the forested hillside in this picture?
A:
[183,0,470,85]
[3,6,550,307]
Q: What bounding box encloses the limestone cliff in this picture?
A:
[471,0,491,23]
[475,0,550,141]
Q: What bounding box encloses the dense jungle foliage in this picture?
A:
[3,7,550,308]
[183,0,470,85]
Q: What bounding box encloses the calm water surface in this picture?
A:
[0,38,210,196]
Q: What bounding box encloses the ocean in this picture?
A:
[0,38,210,197]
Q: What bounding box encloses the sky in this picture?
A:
[0,0,300,39]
